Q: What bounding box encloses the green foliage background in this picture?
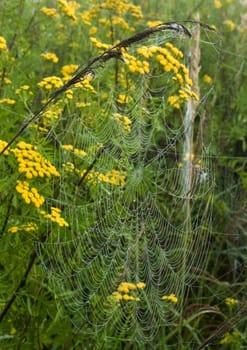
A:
[0,0,247,349]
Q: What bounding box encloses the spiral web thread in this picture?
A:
[36,25,215,342]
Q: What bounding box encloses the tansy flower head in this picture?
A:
[41,52,59,63]
[0,98,16,105]
[203,74,213,84]
[41,7,59,18]
[225,297,238,306]
[224,19,235,31]
[0,140,10,155]
[214,0,222,8]
[40,207,69,227]
[162,293,178,303]
[0,35,8,51]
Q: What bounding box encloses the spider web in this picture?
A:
[36,26,216,342]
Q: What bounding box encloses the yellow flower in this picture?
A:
[41,7,59,18]
[117,94,130,104]
[8,226,20,234]
[122,294,135,301]
[62,144,87,157]
[0,35,8,51]
[112,292,123,300]
[41,103,63,126]
[15,85,33,96]
[57,0,80,21]
[168,95,180,109]
[128,4,143,19]
[38,76,63,90]
[113,113,132,132]
[214,0,222,8]
[224,20,235,31]
[90,37,111,50]
[80,10,93,25]
[162,293,178,303]
[203,74,213,84]
[41,207,69,227]
[76,102,91,108]
[74,75,96,93]
[146,20,163,27]
[4,77,11,84]
[61,64,79,77]
[12,141,60,178]
[65,89,73,99]
[41,52,59,63]
[0,98,16,105]
[0,140,10,155]
[225,297,238,306]
[219,331,241,344]
[89,26,98,35]
[16,180,45,208]
[10,327,16,335]
[136,282,146,289]
[8,223,38,234]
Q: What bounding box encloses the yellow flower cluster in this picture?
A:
[117,94,130,104]
[41,103,63,126]
[61,65,96,93]
[224,19,235,31]
[40,207,69,227]
[113,113,132,132]
[122,51,150,74]
[137,42,199,108]
[99,16,130,30]
[75,75,96,93]
[89,26,98,35]
[40,7,59,18]
[3,77,11,84]
[80,10,95,25]
[76,102,91,108]
[100,0,143,19]
[203,74,213,84]
[0,139,10,155]
[146,20,163,27]
[80,0,142,27]
[161,293,178,303]
[112,281,146,301]
[79,169,126,187]
[90,37,111,50]
[33,103,63,132]
[225,297,238,306]
[16,180,45,208]
[8,222,38,234]
[61,64,78,77]
[62,144,87,157]
[11,141,60,179]
[57,0,80,21]
[0,98,16,105]
[219,331,240,345]
[41,52,59,63]
[214,0,222,9]
[64,88,73,99]
[37,76,63,90]
[15,85,32,95]
[0,35,8,51]
[128,3,143,19]
[62,161,75,172]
